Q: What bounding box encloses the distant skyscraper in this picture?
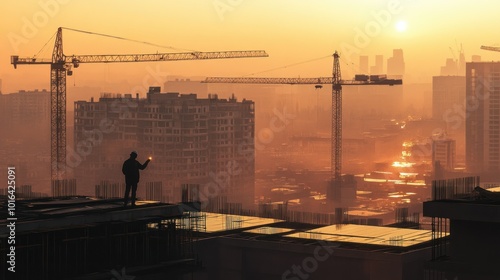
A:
[466,61,500,177]
[74,87,255,208]
[387,49,405,76]
[370,55,383,74]
[440,58,458,76]
[0,79,2,94]
[432,139,456,171]
[359,56,369,74]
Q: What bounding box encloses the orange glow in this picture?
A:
[392,161,415,168]
[2,2,500,93]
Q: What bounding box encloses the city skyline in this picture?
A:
[1,1,500,93]
[3,2,500,279]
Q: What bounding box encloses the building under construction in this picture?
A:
[424,176,500,280]
[1,191,463,280]
[0,197,201,280]
[74,87,255,209]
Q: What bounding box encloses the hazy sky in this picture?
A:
[1,0,500,93]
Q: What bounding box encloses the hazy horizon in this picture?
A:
[2,1,500,93]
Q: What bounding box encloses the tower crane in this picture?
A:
[480,45,500,52]
[11,27,269,181]
[204,52,402,204]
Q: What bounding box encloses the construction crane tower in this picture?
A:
[11,27,268,181]
[204,51,402,205]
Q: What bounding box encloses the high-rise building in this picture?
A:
[370,54,384,74]
[432,76,466,124]
[0,89,50,130]
[466,61,500,178]
[387,49,405,76]
[424,177,500,279]
[440,58,458,76]
[432,138,456,171]
[74,87,255,208]
[359,55,369,74]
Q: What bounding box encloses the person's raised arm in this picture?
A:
[139,158,151,170]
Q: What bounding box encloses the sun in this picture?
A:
[395,20,408,32]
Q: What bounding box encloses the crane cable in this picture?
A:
[61,27,199,53]
[33,31,57,58]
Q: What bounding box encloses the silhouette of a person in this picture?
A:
[122,151,150,207]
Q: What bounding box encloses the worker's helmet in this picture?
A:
[130,151,138,156]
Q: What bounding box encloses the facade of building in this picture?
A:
[432,139,456,171]
[432,76,466,123]
[466,61,500,177]
[0,89,50,130]
[424,178,500,280]
[74,87,255,208]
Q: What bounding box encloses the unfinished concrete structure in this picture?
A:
[74,87,255,208]
[424,176,500,280]
[0,197,199,280]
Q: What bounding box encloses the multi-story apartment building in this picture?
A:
[466,61,500,179]
[74,87,255,208]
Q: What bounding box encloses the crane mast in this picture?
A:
[204,52,402,206]
[11,27,269,181]
[51,28,66,180]
[332,52,342,181]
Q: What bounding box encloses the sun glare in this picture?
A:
[395,20,408,32]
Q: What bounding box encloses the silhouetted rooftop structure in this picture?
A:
[0,197,194,280]
[424,177,500,280]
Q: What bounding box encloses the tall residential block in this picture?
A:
[466,61,500,178]
[432,76,466,122]
[0,89,50,130]
[74,87,255,208]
